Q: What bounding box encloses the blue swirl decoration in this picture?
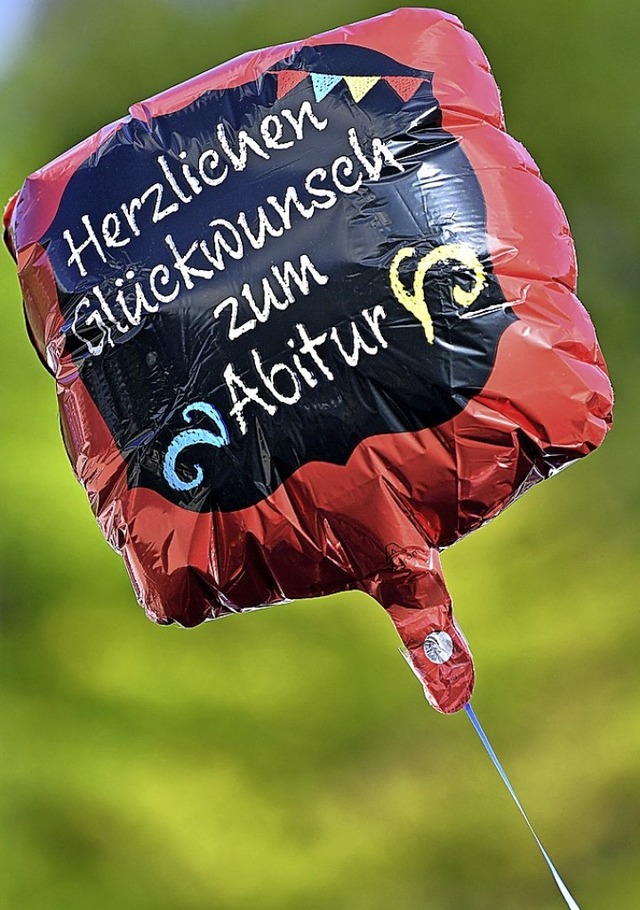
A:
[163,402,230,492]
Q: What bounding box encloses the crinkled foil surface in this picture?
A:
[4,8,612,712]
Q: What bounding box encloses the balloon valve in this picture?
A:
[423,630,454,664]
[398,622,474,714]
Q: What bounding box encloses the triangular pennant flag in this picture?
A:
[310,73,342,102]
[384,76,424,102]
[275,70,308,100]
[343,75,381,103]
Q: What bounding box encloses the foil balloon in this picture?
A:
[4,8,612,713]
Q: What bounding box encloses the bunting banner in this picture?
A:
[273,70,425,104]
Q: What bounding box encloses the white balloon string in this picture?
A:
[464,702,582,910]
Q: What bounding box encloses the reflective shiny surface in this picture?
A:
[4,8,612,713]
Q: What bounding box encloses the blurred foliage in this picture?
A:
[0,1,638,908]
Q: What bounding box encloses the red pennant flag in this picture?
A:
[275,70,308,100]
[385,76,424,102]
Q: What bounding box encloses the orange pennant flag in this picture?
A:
[275,70,309,100]
[385,76,424,102]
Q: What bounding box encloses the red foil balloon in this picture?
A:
[4,9,612,712]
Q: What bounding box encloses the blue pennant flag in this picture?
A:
[310,73,342,102]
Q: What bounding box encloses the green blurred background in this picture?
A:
[0,2,637,908]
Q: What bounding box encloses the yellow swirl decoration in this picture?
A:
[389,243,487,344]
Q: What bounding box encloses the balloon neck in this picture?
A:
[361,547,475,714]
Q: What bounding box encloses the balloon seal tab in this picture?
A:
[423,630,454,664]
